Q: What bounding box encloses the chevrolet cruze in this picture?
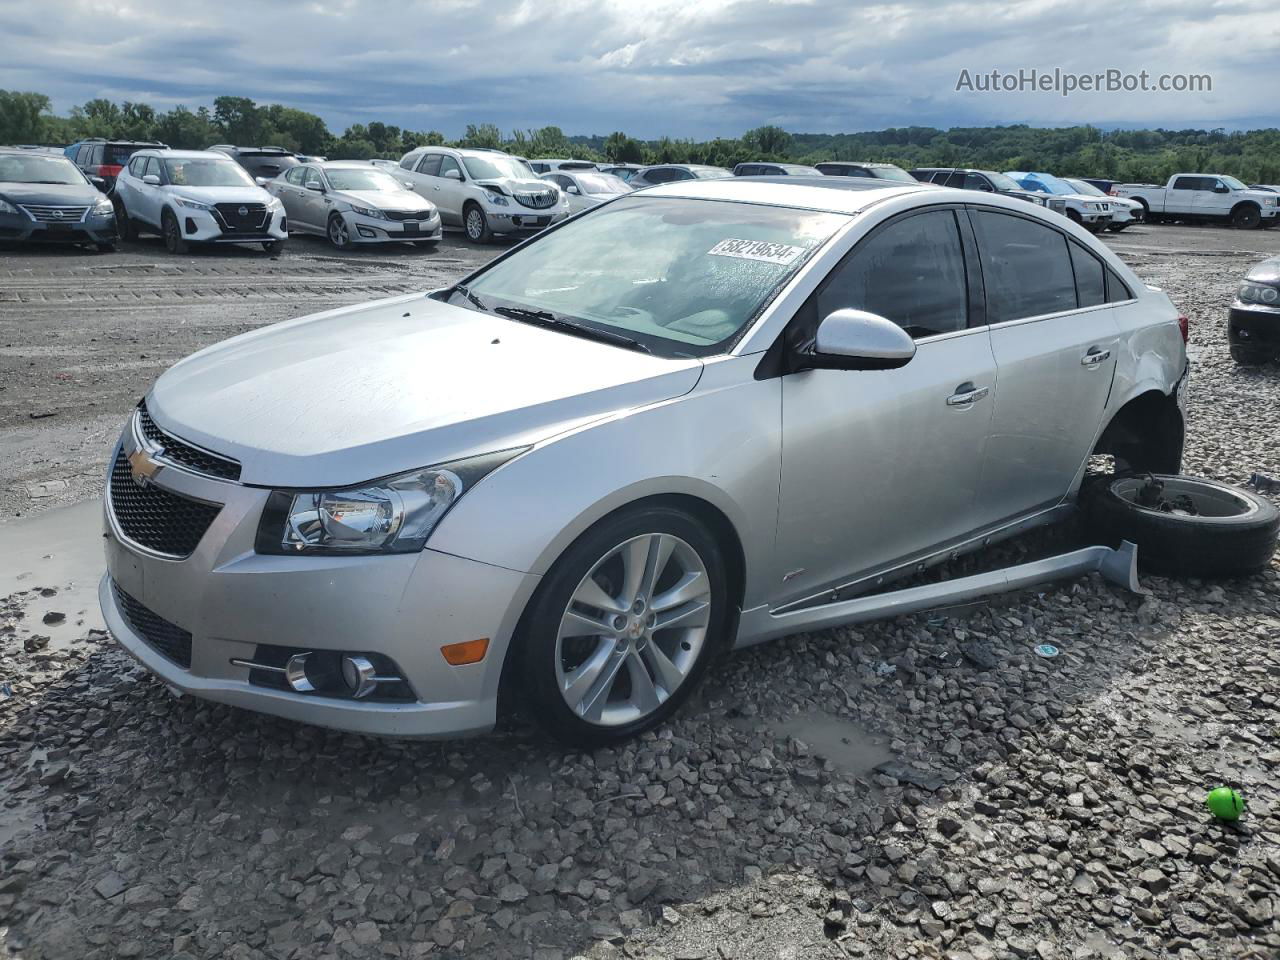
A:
[101,176,1187,745]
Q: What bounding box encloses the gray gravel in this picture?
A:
[1,223,1279,960]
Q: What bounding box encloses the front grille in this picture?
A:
[212,202,269,232]
[138,405,241,481]
[18,204,89,223]
[513,190,557,210]
[384,209,434,222]
[111,580,193,668]
[109,451,221,558]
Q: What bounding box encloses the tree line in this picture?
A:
[4,89,1280,184]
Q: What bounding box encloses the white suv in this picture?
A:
[399,147,569,243]
[114,149,288,254]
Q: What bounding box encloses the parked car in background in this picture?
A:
[908,168,1049,207]
[599,163,644,182]
[628,164,732,187]
[1005,171,1113,233]
[1250,184,1280,193]
[1079,178,1115,194]
[527,159,599,174]
[1063,178,1144,231]
[369,159,403,174]
[113,149,287,255]
[540,170,632,213]
[65,138,167,190]
[294,154,327,164]
[207,145,301,184]
[815,161,916,182]
[1112,175,1279,229]
[1228,255,1280,364]
[0,147,117,251]
[733,162,821,176]
[266,161,441,250]
[398,146,568,243]
[100,176,1194,747]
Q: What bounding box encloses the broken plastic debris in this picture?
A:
[1248,472,1279,493]
[872,662,897,677]
[1033,643,1060,658]
[0,681,12,700]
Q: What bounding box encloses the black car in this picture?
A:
[1228,256,1280,364]
[207,145,301,183]
[64,138,167,190]
[909,167,1045,205]
[0,148,118,251]
[733,162,821,176]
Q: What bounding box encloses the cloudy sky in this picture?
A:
[3,0,1278,138]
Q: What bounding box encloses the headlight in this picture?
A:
[0,197,19,214]
[349,204,387,220]
[255,449,525,555]
[483,191,509,207]
[266,196,284,212]
[1239,282,1280,304]
[173,196,213,211]
[93,197,115,215]
[1265,197,1278,206]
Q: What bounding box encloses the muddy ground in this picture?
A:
[1,222,1279,960]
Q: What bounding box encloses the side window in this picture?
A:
[89,144,103,166]
[816,209,969,339]
[670,169,695,181]
[399,153,417,170]
[1171,176,1200,191]
[417,153,443,177]
[849,168,870,177]
[971,210,1078,323]
[1105,267,1133,303]
[963,173,995,192]
[142,157,160,180]
[284,166,304,185]
[438,156,461,179]
[1069,241,1106,308]
[548,174,571,189]
[645,168,672,183]
[75,145,90,165]
[127,156,145,176]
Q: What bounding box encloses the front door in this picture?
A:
[774,207,997,605]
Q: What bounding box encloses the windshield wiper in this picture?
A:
[454,285,488,313]
[493,306,652,354]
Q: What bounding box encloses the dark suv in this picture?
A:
[909,167,1045,206]
[733,162,821,177]
[64,138,167,190]
[815,161,917,183]
[207,145,300,183]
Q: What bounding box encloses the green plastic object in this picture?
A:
[1205,786,1245,821]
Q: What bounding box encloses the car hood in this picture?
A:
[0,181,102,205]
[147,295,703,487]
[164,184,273,205]
[1245,256,1280,285]
[476,177,560,197]
[334,188,436,213]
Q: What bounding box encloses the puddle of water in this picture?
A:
[772,711,892,778]
[0,499,106,647]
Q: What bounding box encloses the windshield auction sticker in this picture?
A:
[707,238,806,265]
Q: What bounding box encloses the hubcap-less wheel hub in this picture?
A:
[555,533,711,727]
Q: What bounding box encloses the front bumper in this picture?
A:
[0,210,117,244]
[174,205,289,244]
[1229,303,1280,351]
[485,206,569,234]
[100,417,539,737]
[345,209,442,243]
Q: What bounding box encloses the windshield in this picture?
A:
[1221,175,1247,190]
[164,158,255,188]
[982,171,1024,192]
[461,155,532,180]
[0,154,84,185]
[692,166,732,179]
[1027,174,1079,195]
[455,196,847,357]
[1065,178,1105,197]
[325,169,404,192]
[575,173,632,195]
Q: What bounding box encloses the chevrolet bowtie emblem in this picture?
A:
[128,448,161,488]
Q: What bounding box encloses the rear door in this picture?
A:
[773,206,998,603]
[968,207,1120,524]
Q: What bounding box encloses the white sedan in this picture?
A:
[540,170,632,214]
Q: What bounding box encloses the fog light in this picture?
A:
[341,655,378,698]
[285,653,314,692]
[441,638,489,666]
[185,217,197,235]
[356,225,376,238]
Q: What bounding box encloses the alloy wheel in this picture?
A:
[554,533,711,727]
[329,217,350,248]
[466,208,485,241]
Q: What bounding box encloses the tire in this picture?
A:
[1232,205,1262,230]
[1230,344,1271,365]
[262,239,285,255]
[1107,222,1129,232]
[1066,210,1083,227]
[517,505,731,747]
[162,210,187,254]
[1085,222,1106,234]
[463,203,492,244]
[327,214,352,250]
[1083,474,1279,578]
[114,199,138,242]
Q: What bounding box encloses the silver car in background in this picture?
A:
[100,177,1187,747]
[540,170,632,213]
[266,161,441,249]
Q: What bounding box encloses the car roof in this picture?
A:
[0,146,75,157]
[639,175,935,214]
[134,149,235,161]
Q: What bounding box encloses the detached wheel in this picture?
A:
[463,203,492,244]
[1232,205,1262,230]
[161,210,188,254]
[1084,474,1279,578]
[519,506,730,747]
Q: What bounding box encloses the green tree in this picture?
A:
[0,90,51,143]
[742,124,791,157]
[459,123,502,148]
[604,131,644,163]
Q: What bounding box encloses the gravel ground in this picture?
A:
[1,223,1279,960]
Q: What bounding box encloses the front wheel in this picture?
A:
[162,210,188,254]
[1107,222,1130,232]
[327,214,352,250]
[463,203,492,244]
[518,506,730,747]
[262,239,284,255]
[1232,205,1262,230]
[114,198,138,241]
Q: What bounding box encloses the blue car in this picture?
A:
[0,147,118,251]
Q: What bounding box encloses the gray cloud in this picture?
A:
[2,0,1277,138]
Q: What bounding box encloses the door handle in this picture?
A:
[946,383,990,407]
[1081,347,1111,367]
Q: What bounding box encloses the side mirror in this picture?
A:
[142,174,160,186]
[255,176,270,186]
[305,180,324,192]
[805,309,916,371]
[89,175,107,191]
[443,168,462,181]
[402,179,414,189]
[1213,185,1230,194]
[566,184,580,195]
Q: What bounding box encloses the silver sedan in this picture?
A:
[266,161,441,249]
[101,177,1186,746]
[540,170,632,213]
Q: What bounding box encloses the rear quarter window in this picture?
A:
[1069,242,1106,308]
